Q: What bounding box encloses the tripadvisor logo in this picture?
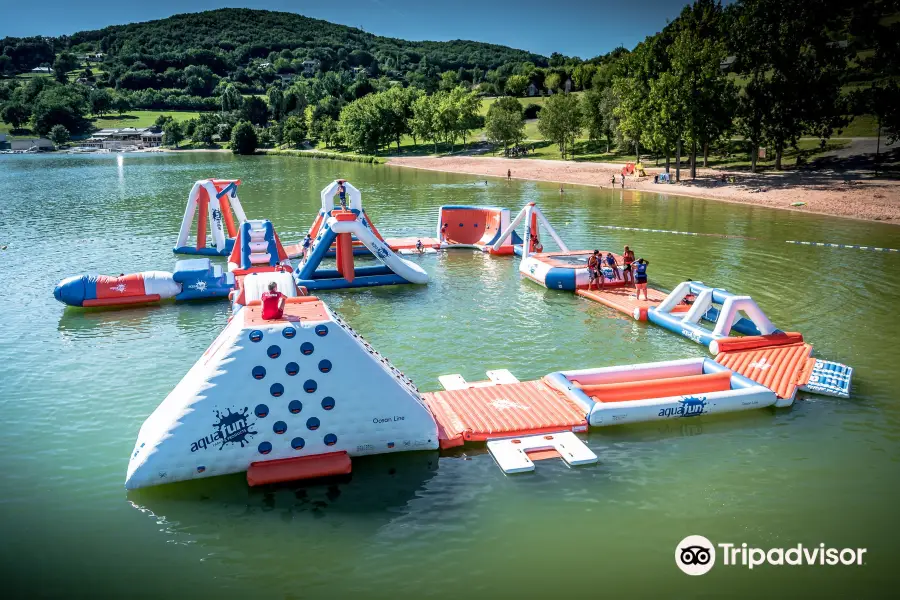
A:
[675,535,867,575]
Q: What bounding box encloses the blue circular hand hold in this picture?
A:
[273,421,287,434]
[315,325,328,337]
[270,383,284,397]
[324,433,337,446]
[258,441,272,455]
[307,417,320,431]
[321,396,335,411]
[301,342,314,356]
[252,366,266,380]
[285,362,299,376]
[318,359,332,373]
[267,345,281,359]
[288,400,303,414]
[282,326,296,339]
[304,379,317,393]
[291,437,305,450]
[249,330,263,343]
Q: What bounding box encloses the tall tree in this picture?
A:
[731,0,851,170]
[52,52,79,83]
[538,91,583,159]
[485,96,525,152]
[411,93,440,153]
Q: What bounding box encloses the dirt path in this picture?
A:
[387,155,900,224]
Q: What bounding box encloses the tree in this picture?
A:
[597,86,619,153]
[505,75,528,97]
[267,86,285,121]
[32,85,89,135]
[319,116,339,148]
[379,86,419,154]
[230,121,257,155]
[154,114,174,130]
[193,122,216,146]
[0,102,30,131]
[450,87,482,149]
[89,88,114,117]
[338,94,383,154]
[439,70,460,91]
[163,120,184,148]
[581,88,606,148]
[282,115,306,148]
[538,92,583,159]
[241,96,269,126]
[411,93,440,153]
[49,124,70,146]
[53,52,79,83]
[112,94,131,116]
[221,84,243,113]
[485,96,525,152]
[732,0,851,170]
[545,72,562,93]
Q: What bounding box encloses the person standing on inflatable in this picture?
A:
[587,250,602,290]
[440,222,448,243]
[337,182,347,210]
[622,245,635,285]
[634,259,649,300]
[262,282,286,320]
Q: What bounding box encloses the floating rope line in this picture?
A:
[597,224,757,240]
[785,240,900,253]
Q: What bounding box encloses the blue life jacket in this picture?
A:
[636,262,647,276]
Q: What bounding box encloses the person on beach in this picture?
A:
[261,281,286,320]
[620,173,625,189]
[507,169,511,181]
[605,252,621,280]
[634,258,649,300]
[587,250,602,290]
[610,175,616,186]
[621,245,635,285]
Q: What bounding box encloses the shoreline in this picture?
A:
[386,155,900,225]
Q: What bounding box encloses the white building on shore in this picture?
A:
[81,127,163,150]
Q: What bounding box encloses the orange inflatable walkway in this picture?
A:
[577,286,692,321]
[714,334,815,400]
[421,380,589,449]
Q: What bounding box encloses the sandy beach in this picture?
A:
[387,156,900,224]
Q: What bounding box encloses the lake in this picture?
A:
[0,152,898,598]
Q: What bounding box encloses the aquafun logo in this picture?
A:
[675,535,867,575]
[659,396,707,418]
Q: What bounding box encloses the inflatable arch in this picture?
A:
[174,179,247,256]
[648,281,781,353]
[294,181,429,290]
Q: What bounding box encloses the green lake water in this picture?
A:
[1,152,899,598]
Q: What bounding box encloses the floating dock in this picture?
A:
[421,377,588,449]
[577,286,691,321]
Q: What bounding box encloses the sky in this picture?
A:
[0,0,693,59]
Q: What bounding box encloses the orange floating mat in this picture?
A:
[713,332,803,353]
[576,371,733,403]
[422,380,588,449]
[386,237,441,250]
[715,342,815,400]
[247,451,351,486]
[244,299,330,325]
[576,287,691,321]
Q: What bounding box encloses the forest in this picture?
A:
[1,1,897,172]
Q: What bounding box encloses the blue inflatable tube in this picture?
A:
[647,308,718,348]
[173,238,235,257]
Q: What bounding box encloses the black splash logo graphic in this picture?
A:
[190,407,257,452]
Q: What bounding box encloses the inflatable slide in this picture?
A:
[174,179,247,256]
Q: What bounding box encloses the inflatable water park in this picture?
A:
[53,177,853,489]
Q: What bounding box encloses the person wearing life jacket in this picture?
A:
[337,182,347,210]
[634,258,650,300]
[261,281,286,320]
[621,245,636,285]
[587,250,602,290]
[604,252,621,280]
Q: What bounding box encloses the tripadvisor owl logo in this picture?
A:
[676,535,716,576]
[675,535,868,574]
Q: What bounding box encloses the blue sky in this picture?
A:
[1,0,691,59]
